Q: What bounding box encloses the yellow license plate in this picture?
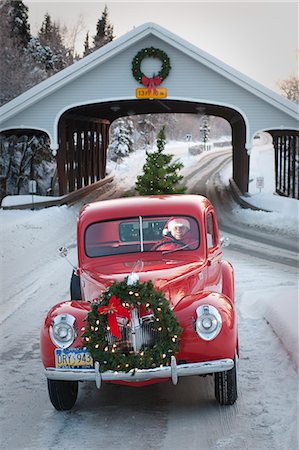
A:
[55,348,93,369]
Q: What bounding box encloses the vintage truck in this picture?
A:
[40,195,238,410]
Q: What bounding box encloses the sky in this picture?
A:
[24,1,299,93]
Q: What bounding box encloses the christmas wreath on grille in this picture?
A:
[82,277,181,373]
[132,47,171,92]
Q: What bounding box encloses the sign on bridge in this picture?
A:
[136,88,167,99]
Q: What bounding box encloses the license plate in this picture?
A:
[55,348,93,369]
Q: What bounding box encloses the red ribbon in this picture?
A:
[98,295,131,339]
[141,75,161,94]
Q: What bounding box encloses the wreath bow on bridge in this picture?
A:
[141,75,162,94]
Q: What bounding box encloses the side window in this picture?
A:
[206,212,216,250]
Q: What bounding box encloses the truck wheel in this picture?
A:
[214,357,237,405]
[70,270,82,300]
[47,379,78,411]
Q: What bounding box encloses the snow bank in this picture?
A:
[1,194,62,207]
[239,287,298,372]
[0,205,79,323]
[220,152,299,236]
[263,287,298,372]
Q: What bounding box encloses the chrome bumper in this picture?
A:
[45,356,234,389]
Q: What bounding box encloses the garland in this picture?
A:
[82,278,181,373]
[132,47,171,93]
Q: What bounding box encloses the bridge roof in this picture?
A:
[1,22,298,148]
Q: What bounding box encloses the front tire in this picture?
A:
[47,379,78,410]
[214,357,238,405]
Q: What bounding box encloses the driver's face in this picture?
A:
[171,225,188,240]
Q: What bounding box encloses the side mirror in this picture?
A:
[220,236,230,248]
[58,246,69,257]
[58,246,76,269]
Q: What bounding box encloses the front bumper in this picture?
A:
[45,356,234,389]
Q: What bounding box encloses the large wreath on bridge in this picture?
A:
[82,277,181,373]
[132,47,171,92]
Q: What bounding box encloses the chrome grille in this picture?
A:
[105,314,158,353]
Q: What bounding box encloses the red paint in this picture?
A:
[40,195,237,387]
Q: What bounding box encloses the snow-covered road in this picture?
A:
[0,139,298,449]
[0,206,297,449]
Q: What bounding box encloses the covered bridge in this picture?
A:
[0,23,298,198]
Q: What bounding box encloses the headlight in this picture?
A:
[195,305,222,341]
[50,314,77,348]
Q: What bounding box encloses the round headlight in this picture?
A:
[195,305,222,341]
[50,314,77,348]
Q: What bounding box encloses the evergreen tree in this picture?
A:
[135,126,186,195]
[93,5,114,50]
[200,117,210,143]
[0,133,54,198]
[0,2,46,105]
[83,32,91,57]
[137,114,156,149]
[8,0,31,47]
[108,118,134,161]
[38,13,72,72]
[27,36,57,73]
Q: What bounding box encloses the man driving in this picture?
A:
[152,217,195,251]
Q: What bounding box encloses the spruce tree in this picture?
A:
[38,13,72,72]
[108,118,134,161]
[135,126,186,195]
[83,32,91,57]
[0,1,47,105]
[9,0,31,48]
[93,5,114,50]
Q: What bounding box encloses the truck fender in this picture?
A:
[221,260,234,302]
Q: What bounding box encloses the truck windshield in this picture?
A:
[85,215,200,258]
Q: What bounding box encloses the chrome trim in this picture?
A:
[45,357,234,388]
[95,361,101,389]
[171,355,178,385]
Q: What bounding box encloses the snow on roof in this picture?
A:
[0,22,298,124]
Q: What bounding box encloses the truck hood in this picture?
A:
[82,255,204,306]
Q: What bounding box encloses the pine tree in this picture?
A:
[38,14,56,45]
[8,0,31,47]
[38,13,72,72]
[0,2,47,105]
[93,5,114,50]
[27,37,56,72]
[135,126,186,195]
[200,118,210,143]
[108,118,134,161]
[0,133,54,197]
[83,32,91,57]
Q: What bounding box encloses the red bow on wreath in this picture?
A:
[141,75,161,94]
[98,295,131,339]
